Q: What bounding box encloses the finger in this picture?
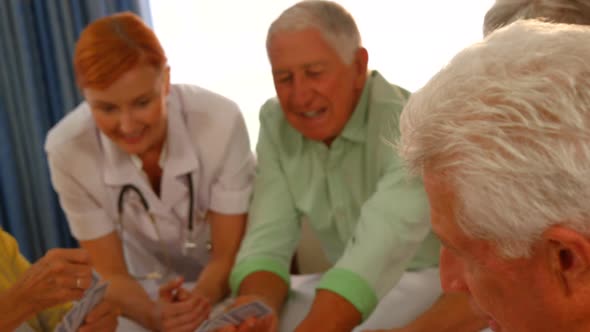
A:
[160,299,199,320]
[232,295,258,308]
[267,315,278,332]
[84,301,114,323]
[45,248,91,265]
[215,325,238,332]
[162,308,208,331]
[43,256,93,277]
[54,272,94,292]
[44,257,93,292]
[258,315,277,332]
[167,320,208,332]
[236,317,258,332]
[52,286,87,304]
[162,296,211,330]
[175,287,192,301]
[159,276,184,302]
[78,308,119,332]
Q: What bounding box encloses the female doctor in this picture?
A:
[44,12,255,331]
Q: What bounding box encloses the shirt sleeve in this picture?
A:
[317,153,433,320]
[46,148,115,241]
[229,108,301,293]
[209,110,256,215]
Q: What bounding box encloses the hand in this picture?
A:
[158,277,211,332]
[13,248,93,314]
[78,300,120,332]
[215,296,278,332]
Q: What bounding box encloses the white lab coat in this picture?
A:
[45,84,255,281]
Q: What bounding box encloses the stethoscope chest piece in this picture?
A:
[182,219,213,256]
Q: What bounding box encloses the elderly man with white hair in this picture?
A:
[222,1,486,332]
[483,0,590,36]
[400,20,590,332]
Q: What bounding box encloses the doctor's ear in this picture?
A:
[543,225,590,295]
[162,65,171,95]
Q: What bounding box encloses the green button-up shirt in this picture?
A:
[230,71,440,319]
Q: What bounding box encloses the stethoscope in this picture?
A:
[116,173,212,281]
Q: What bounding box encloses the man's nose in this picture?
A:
[439,246,470,293]
[290,76,313,108]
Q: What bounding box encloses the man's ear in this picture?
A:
[542,225,590,295]
[353,47,368,89]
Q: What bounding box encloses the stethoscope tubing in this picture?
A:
[116,173,197,280]
[117,173,194,231]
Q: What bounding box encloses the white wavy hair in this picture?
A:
[399,20,590,258]
[484,0,590,36]
[266,0,361,64]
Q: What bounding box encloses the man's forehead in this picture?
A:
[423,171,470,245]
[271,61,328,74]
[268,28,341,66]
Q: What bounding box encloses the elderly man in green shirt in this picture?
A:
[226,1,486,332]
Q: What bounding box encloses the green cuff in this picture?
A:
[229,257,290,295]
[316,268,378,320]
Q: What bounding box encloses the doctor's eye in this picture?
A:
[98,105,118,113]
[135,97,152,108]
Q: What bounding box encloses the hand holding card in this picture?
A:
[196,299,273,332]
[54,272,113,332]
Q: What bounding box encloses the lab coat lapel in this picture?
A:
[100,132,169,218]
[160,92,200,222]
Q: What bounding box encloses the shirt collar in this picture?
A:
[161,88,200,177]
[338,71,376,143]
[129,140,168,171]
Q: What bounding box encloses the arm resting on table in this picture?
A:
[238,271,289,314]
[80,232,159,330]
[192,211,247,304]
[295,289,362,332]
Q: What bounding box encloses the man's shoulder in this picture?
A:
[368,71,411,115]
[256,97,305,158]
[259,97,283,121]
[45,102,96,154]
[258,97,297,136]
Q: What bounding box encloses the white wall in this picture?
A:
[150,0,494,145]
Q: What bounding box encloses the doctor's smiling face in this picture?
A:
[84,63,171,158]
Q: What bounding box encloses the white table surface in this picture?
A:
[117,268,492,332]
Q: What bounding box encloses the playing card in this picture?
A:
[76,282,109,328]
[225,301,272,322]
[91,270,100,287]
[195,300,272,332]
[54,278,109,332]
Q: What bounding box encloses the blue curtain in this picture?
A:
[0,0,153,261]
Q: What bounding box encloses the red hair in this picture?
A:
[74,12,167,89]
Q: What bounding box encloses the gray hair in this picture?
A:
[484,0,590,36]
[266,0,361,64]
[399,20,590,258]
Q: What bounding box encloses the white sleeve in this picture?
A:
[46,148,115,240]
[209,111,255,214]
